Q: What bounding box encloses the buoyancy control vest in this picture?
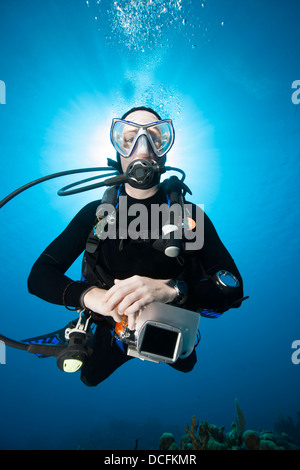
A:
[81,176,193,289]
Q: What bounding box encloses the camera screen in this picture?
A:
[140,324,179,359]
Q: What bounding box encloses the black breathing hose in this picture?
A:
[0,166,120,209]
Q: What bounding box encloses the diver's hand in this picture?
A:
[103,275,177,330]
[82,287,124,324]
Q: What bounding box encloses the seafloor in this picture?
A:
[157,399,300,451]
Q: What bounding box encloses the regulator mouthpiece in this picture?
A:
[125,159,165,189]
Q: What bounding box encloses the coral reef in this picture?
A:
[159,433,177,450]
[273,412,300,447]
[234,397,246,438]
[158,401,300,451]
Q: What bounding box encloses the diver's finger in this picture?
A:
[127,308,144,330]
[105,289,131,311]
[104,279,137,310]
[110,310,124,324]
[123,296,149,318]
[117,289,142,313]
[127,311,139,331]
[103,278,132,302]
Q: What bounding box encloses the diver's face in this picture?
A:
[120,110,159,174]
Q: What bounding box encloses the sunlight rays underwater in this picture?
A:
[40,0,222,215]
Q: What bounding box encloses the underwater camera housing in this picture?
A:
[116,302,200,364]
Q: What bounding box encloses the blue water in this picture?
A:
[1,0,300,450]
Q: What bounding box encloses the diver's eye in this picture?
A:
[149,130,162,148]
[123,131,137,148]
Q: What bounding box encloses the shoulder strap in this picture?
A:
[82,185,122,288]
[152,176,191,256]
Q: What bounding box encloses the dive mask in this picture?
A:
[110,118,175,158]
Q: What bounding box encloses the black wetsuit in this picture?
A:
[28,186,244,385]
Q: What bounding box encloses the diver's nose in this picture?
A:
[132,134,153,158]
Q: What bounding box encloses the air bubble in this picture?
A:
[90,0,214,53]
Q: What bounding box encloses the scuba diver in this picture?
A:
[10,106,245,386]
